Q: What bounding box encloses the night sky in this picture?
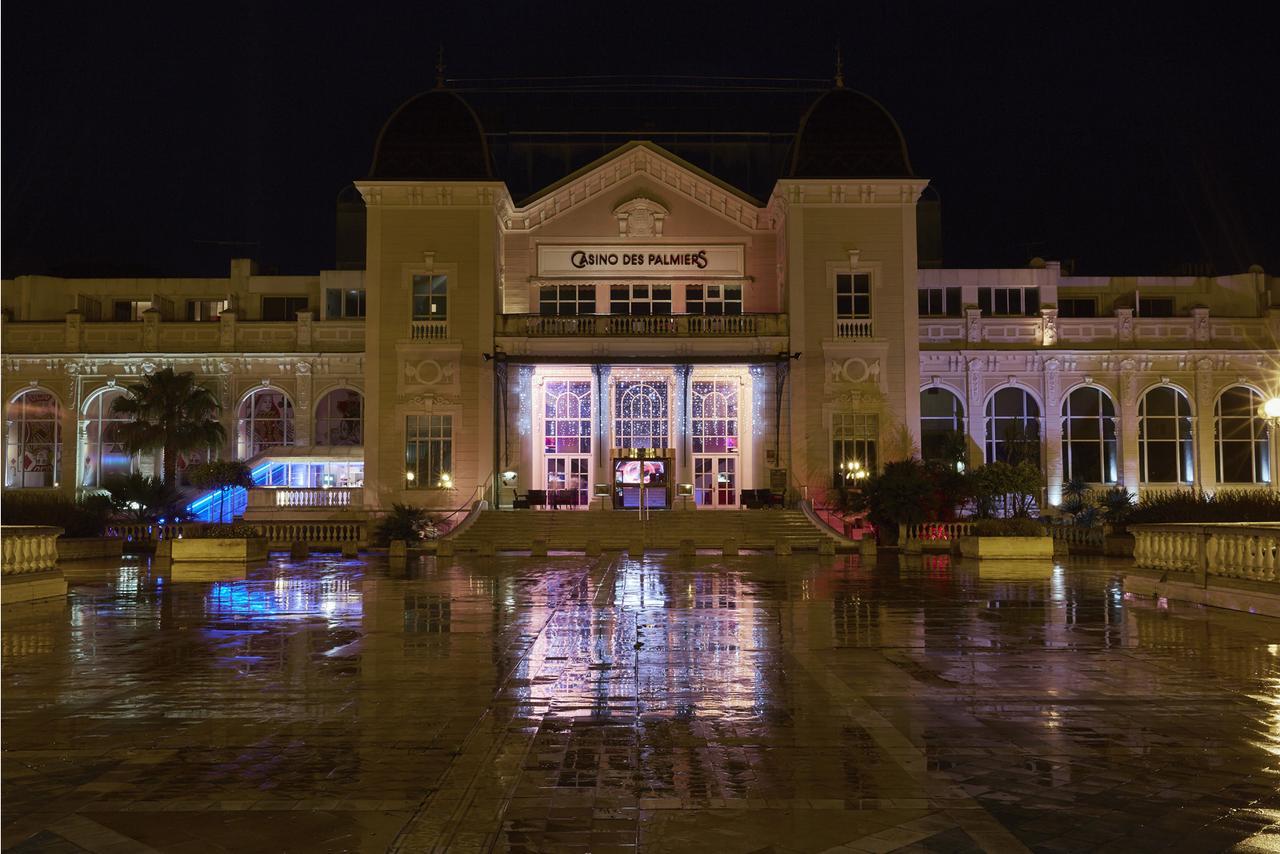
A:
[4,2,1276,280]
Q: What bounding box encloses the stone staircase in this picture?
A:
[446,509,848,552]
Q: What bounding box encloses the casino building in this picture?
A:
[3,79,1278,520]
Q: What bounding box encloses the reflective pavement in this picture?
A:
[3,552,1280,853]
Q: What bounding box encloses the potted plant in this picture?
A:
[958,462,1053,559]
[170,522,267,563]
[375,504,441,555]
[956,517,1053,559]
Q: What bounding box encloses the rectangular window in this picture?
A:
[112,300,152,321]
[831,413,878,487]
[1057,298,1097,318]
[917,287,961,317]
[412,274,448,321]
[609,284,671,316]
[539,284,596,316]
[186,299,229,321]
[835,274,871,319]
[977,287,1039,317]
[405,414,452,488]
[77,295,102,321]
[686,284,743,316]
[325,288,366,319]
[261,296,309,321]
[1138,297,1175,317]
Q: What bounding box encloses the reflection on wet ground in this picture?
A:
[4,552,1280,853]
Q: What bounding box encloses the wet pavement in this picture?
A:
[3,552,1280,854]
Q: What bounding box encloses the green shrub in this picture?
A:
[1128,490,1280,524]
[374,504,440,546]
[102,473,182,522]
[1,492,112,537]
[972,517,1047,537]
[196,523,262,539]
[966,461,1041,518]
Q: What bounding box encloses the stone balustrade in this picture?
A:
[496,313,788,338]
[1132,523,1280,585]
[921,314,1273,349]
[107,521,206,543]
[835,318,875,339]
[900,520,974,549]
[1,526,64,575]
[254,520,366,546]
[2,315,365,354]
[245,487,363,509]
[1051,525,1106,550]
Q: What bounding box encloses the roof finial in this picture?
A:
[835,42,845,88]
[435,44,446,89]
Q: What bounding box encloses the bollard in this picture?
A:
[679,538,695,557]
[389,540,408,559]
[436,539,454,557]
[585,539,602,556]
[817,539,835,555]
[341,541,358,558]
[290,541,310,560]
[859,538,877,558]
[774,540,792,556]
[628,540,645,557]
[477,540,496,557]
[531,538,548,557]
[723,538,739,556]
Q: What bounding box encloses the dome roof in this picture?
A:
[789,88,913,179]
[368,89,493,181]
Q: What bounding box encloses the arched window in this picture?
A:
[1215,386,1270,484]
[985,387,1040,464]
[82,387,133,488]
[1061,387,1118,484]
[613,380,669,449]
[5,388,61,489]
[691,380,738,454]
[920,387,965,463]
[314,388,363,446]
[544,380,592,505]
[1139,386,1194,483]
[236,388,295,459]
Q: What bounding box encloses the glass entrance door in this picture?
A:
[694,457,737,507]
[546,457,589,507]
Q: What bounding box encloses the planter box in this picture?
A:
[957,535,1054,560]
[56,537,124,562]
[170,537,268,563]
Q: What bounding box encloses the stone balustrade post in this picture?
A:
[64,310,82,350]
[297,310,313,350]
[219,310,237,351]
[142,308,160,350]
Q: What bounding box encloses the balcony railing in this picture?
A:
[835,318,875,339]
[245,487,364,509]
[0,314,365,354]
[410,319,449,341]
[496,313,788,338]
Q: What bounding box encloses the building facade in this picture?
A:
[4,83,1278,515]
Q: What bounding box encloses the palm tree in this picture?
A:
[111,368,225,488]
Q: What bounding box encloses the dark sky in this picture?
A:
[4,2,1276,279]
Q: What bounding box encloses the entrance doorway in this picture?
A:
[694,456,737,507]
[546,456,589,507]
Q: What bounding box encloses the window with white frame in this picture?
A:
[405,414,452,488]
[315,389,363,446]
[920,388,965,463]
[325,288,366,319]
[1061,387,1118,484]
[985,388,1041,464]
[236,389,295,459]
[1215,386,1270,484]
[539,285,596,316]
[412,274,448,321]
[835,274,871,319]
[832,412,878,486]
[613,380,669,449]
[978,287,1040,317]
[918,287,961,317]
[544,381,592,454]
[4,388,61,489]
[691,380,738,454]
[1138,386,1194,483]
[82,387,134,488]
[186,299,229,321]
[686,284,742,316]
[609,284,671,315]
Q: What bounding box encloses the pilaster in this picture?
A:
[965,358,985,466]
[1194,358,1217,492]
[674,364,692,489]
[1042,359,1063,505]
[1118,359,1140,489]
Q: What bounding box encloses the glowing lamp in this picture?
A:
[405,471,415,483]
[438,472,453,488]
[1262,396,1280,420]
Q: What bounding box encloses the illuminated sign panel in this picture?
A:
[537,245,745,278]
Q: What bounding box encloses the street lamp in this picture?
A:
[438,472,453,489]
[842,460,868,482]
[1261,396,1280,423]
[405,470,415,485]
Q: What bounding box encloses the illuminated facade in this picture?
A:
[3,82,1278,515]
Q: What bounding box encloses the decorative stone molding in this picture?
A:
[614,197,667,237]
[1040,308,1059,346]
[965,309,983,343]
[403,392,458,408]
[1116,308,1134,344]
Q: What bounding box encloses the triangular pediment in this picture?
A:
[499,141,772,233]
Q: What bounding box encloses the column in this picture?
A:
[674,364,692,490]
[593,364,611,485]
[965,358,985,466]
[1042,359,1063,506]
[516,365,534,492]
[294,363,313,448]
[1118,360,1140,491]
[1194,358,1217,493]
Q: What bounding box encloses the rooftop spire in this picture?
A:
[834,42,845,88]
[435,44,446,89]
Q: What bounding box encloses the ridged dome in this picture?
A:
[368,89,493,181]
[789,88,913,179]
